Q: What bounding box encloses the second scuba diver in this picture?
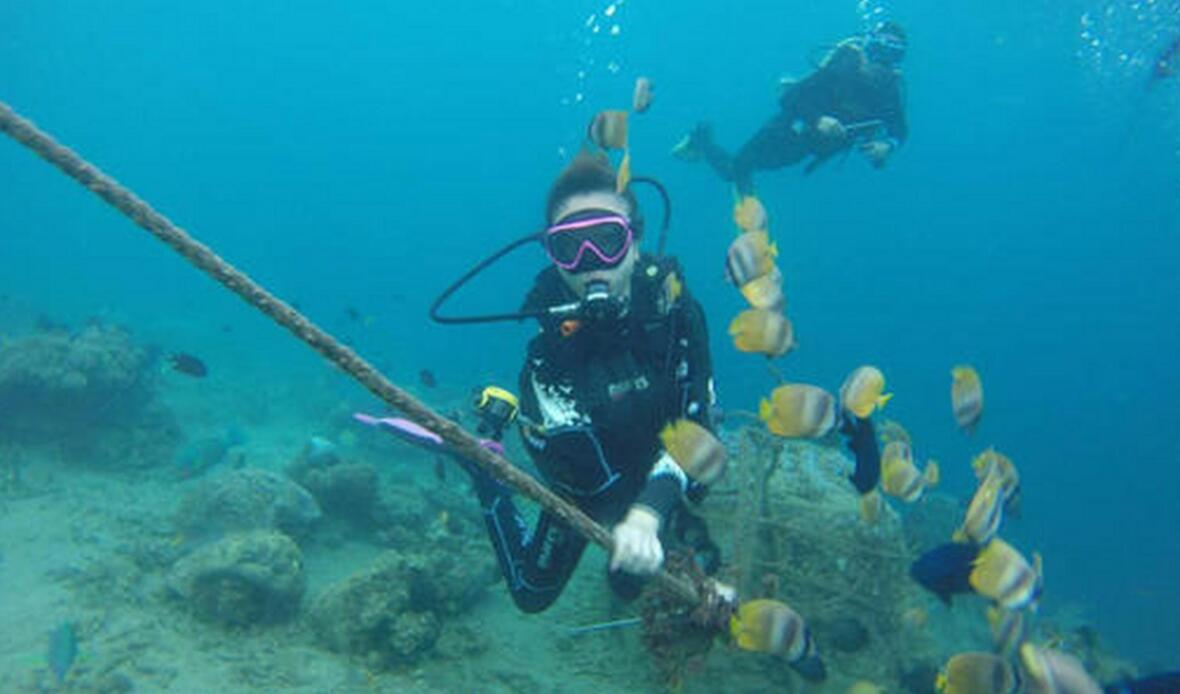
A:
[450,151,724,612]
[673,20,909,194]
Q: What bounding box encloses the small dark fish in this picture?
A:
[841,415,881,494]
[910,542,981,605]
[345,306,361,321]
[433,456,446,483]
[48,622,77,683]
[168,352,207,378]
[1150,35,1180,85]
[419,369,437,388]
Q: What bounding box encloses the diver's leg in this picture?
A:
[731,112,810,195]
[697,127,737,183]
[673,123,737,183]
[476,472,588,613]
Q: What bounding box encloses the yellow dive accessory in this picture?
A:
[473,385,519,441]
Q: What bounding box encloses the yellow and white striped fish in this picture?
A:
[969,538,1043,611]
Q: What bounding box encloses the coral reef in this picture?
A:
[167,530,305,625]
[309,546,497,668]
[285,439,380,525]
[0,321,179,466]
[0,322,152,432]
[174,469,322,541]
[174,428,246,479]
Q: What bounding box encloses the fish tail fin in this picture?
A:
[935,672,948,692]
[758,398,773,423]
[924,461,941,487]
[616,150,632,193]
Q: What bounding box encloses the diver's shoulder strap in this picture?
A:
[633,253,686,319]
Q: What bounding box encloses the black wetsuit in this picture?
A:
[702,40,908,194]
[467,254,717,613]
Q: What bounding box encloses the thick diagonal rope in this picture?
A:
[0,101,700,605]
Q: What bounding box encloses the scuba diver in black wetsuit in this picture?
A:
[672,20,909,195]
[426,151,725,613]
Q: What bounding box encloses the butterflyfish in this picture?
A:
[880,441,939,503]
[729,600,820,667]
[972,447,1020,509]
[936,652,1018,694]
[632,76,654,113]
[659,418,727,485]
[739,267,785,311]
[954,470,1006,545]
[986,606,1024,658]
[725,230,778,287]
[1018,643,1103,694]
[911,539,1042,610]
[589,110,629,150]
[758,384,836,438]
[951,365,984,433]
[839,365,892,418]
[969,538,1043,611]
[729,308,794,358]
[733,195,769,233]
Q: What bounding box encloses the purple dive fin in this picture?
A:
[353,413,444,448]
[353,412,503,456]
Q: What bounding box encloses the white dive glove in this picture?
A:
[609,505,664,575]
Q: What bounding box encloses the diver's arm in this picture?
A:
[680,296,717,431]
[678,294,717,503]
[612,451,684,575]
[859,81,906,168]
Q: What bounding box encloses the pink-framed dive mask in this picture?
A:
[543,210,634,273]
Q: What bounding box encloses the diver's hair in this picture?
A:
[545,150,644,238]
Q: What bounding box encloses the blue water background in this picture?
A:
[2,0,1177,668]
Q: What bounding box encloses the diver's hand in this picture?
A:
[610,506,663,575]
[815,115,846,140]
[861,140,893,167]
